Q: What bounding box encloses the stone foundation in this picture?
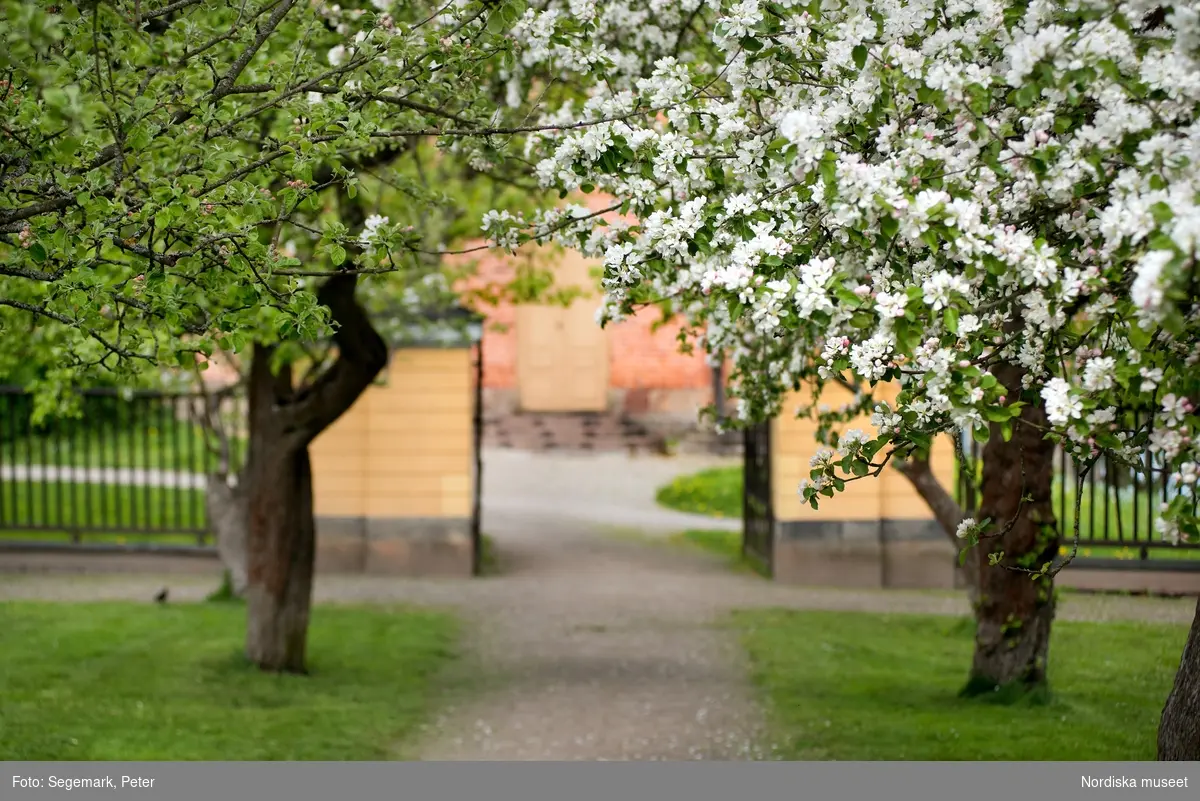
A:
[316,516,474,577]
[1056,564,1200,595]
[0,518,474,578]
[773,519,961,589]
[484,387,710,435]
[0,544,223,575]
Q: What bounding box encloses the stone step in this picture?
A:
[483,411,666,453]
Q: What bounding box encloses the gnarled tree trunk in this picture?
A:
[195,380,249,598]
[1158,598,1200,759]
[963,360,1059,696]
[243,274,388,673]
[207,474,248,596]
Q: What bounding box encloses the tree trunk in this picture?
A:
[242,274,388,673]
[243,407,316,673]
[963,361,1059,697]
[207,474,248,596]
[1158,598,1200,759]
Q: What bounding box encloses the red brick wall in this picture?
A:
[606,309,712,390]
[456,245,711,392]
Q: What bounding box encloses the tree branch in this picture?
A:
[212,0,298,99]
[893,452,966,542]
[0,299,151,361]
[284,273,388,443]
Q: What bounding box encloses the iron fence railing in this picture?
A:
[742,420,774,574]
[0,386,246,547]
[955,430,1200,560]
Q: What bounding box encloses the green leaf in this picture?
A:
[330,245,347,266]
[944,307,959,334]
[983,406,1011,423]
[1014,84,1039,108]
[852,45,868,70]
[28,243,47,263]
[1150,201,1174,226]
[880,215,899,239]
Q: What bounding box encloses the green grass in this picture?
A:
[735,608,1187,760]
[655,465,1200,560]
[0,481,207,543]
[0,601,461,760]
[3,421,246,473]
[655,466,743,519]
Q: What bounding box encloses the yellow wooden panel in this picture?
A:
[365,494,445,517]
[308,451,367,472]
[363,453,471,474]
[880,495,939,518]
[364,438,470,460]
[360,474,459,495]
[391,348,471,366]
[364,435,470,462]
[366,410,470,432]
[385,351,471,377]
[313,491,365,517]
[441,492,471,516]
[771,388,882,522]
[357,392,470,414]
[516,298,609,412]
[877,434,955,520]
[769,384,949,524]
[441,475,469,496]
[309,473,366,492]
[365,373,470,398]
[356,432,471,455]
[772,454,883,521]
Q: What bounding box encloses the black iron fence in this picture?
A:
[955,432,1200,562]
[0,386,246,548]
[742,420,774,574]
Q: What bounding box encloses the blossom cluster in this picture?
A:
[498,0,1200,545]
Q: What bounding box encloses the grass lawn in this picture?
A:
[0,601,460,760]
[735,608,1187,760]
[656,466,744,519]
[0,481,207,543]
[656,465,1200,561]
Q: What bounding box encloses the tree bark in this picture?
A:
[207,474,248,596]
[243,410,316,673]
[194,376,249,597]
[242,274,388,673]
[1158,597,1200,759]
[963,360,1059,697]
